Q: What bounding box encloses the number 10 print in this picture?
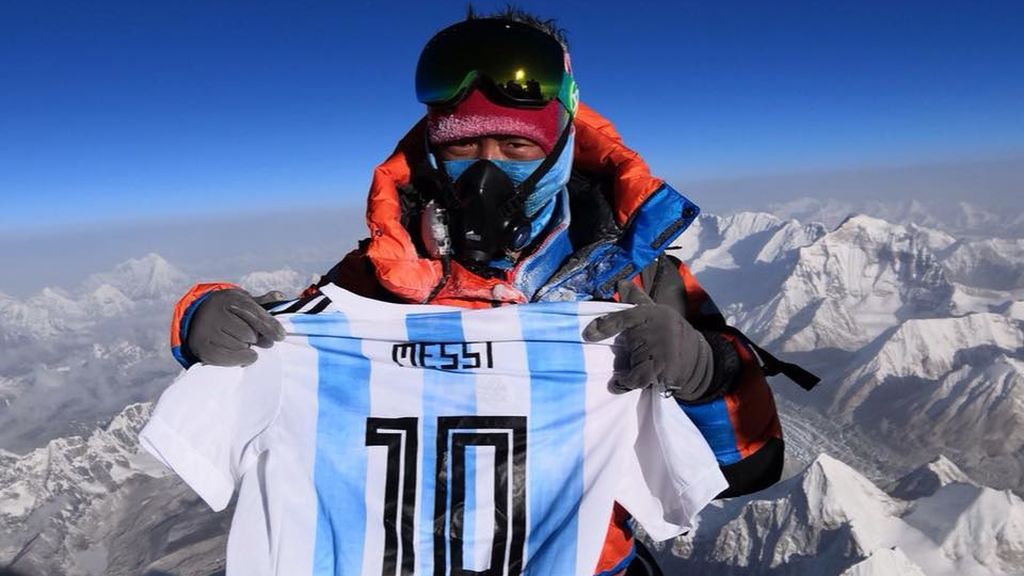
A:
[366,416,528,576]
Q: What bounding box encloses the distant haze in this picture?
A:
[0,204,364,298]
[3,154,1024,297]
[679,155,1024,215]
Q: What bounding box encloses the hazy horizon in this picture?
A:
[3,153,1021,299]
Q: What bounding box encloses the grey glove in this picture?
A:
[582,280,715,401]
[186,288,288,367]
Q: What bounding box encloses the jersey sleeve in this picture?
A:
[139,347,284,511]
[615,390,728,541]
[170,282,240,368]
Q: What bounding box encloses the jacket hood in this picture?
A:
[363,102,689,307]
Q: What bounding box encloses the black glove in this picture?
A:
[186,289,287,367]
[582,280,715,402]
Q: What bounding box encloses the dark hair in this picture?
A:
[465,4,569,50]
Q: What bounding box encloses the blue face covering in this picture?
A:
[523,132,574,220]
[440,132,575,246]
[442,157,542,186]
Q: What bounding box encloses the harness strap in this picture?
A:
[722,327,821,391]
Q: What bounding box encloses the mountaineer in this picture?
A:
[166,10,814,574]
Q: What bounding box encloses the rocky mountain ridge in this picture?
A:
[658,454,1024,575]
[1,402,229,576]
[670,211,1024,495]
[2,209,1022,574]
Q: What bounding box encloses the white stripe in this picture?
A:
[351,305,423,576]
[263,315,321,574]
[462,305,529,416]
[269,300,295,314]
[471,444,496,572]
[575,303,632,574]
[295,295,326,313]
[461,306,530,574]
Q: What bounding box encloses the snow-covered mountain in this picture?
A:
[944,238,1024,291]
[0,254,315,454]
[237,268,317,296]
[737,215,956,352]
[670,211,1024,498]
[834,312,1024,490]
[2,208,1022,574]
[0,254,187,344]
[667,213,829,333]
[888,455,973,500]
[766,197,1024,239]
[0,287,86,342]
[0,253,342,573]
[657,454,1024,575]
[671,212,826,273]
[0,403,228,576]
[83,253,191,302]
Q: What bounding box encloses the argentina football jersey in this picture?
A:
[140,284,726,576]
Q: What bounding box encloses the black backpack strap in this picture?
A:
[722,327,821,391]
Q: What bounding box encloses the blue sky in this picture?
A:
[2,0,1023,230]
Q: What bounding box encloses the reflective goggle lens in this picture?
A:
[416,19,576,113]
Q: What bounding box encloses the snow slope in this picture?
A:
[740,215,955,352]
[2,209,1022,574]
[659,454,1024,575]
[0,255,316,454]
[0,403,229,576]
[671,211,1024,495]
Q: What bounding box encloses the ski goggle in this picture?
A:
[415,19,579,116]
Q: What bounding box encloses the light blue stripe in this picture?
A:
[293,313,371,576]
[405,310,470,575]
[519,302,586,574]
